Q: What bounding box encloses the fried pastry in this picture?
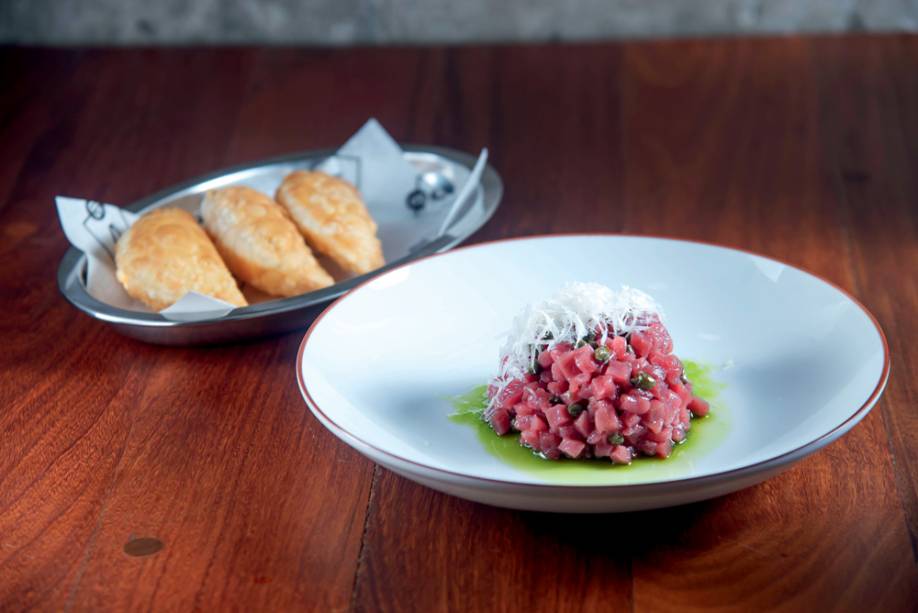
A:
[275,171,385,276]
[201,186,333,297]
[114,207,247,310]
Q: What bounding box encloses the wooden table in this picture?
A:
[1,35,916,611]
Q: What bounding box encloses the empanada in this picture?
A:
[115,207,247,310]
[201,186,333,297]
[275,171,385,276]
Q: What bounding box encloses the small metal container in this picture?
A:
[57,145,502,345]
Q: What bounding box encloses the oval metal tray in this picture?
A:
[57,145,503,345]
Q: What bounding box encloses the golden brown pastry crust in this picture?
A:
[275,171,385,276]
[201,186,333,297]
[114,207,247,310]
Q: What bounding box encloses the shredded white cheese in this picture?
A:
[488,283,663,411]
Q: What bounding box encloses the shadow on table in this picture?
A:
[512,493,746,558]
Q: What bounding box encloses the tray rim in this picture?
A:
[57,144,503,329]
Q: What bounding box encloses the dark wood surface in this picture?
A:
[1,36,916,611]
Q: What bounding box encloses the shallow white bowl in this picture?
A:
[296,235,889,513]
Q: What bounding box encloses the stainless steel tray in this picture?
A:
[57,145,503,345]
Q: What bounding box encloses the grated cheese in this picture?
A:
[488,283,663,412]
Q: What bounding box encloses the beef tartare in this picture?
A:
[486,283,710,464]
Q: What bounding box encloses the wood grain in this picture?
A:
[0,37,916,611]
[811,36,918,560]
[618,36,916,611]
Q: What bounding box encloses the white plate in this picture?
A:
[296,235,889,512]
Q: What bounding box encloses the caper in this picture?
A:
[567,403,585,417]
[608,433,624,445]
[594,346,612,362]
[549,395,562,405]
[631,372,656,391]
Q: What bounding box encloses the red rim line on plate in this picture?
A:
[295,233,892,490]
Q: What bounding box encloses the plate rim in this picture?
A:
[296,232,891,490]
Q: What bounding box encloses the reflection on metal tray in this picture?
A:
[57,145,503,345]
